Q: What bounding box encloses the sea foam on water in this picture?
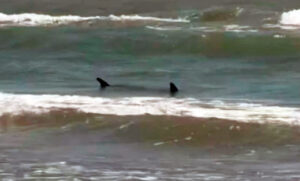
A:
[0,92,299,125]
[280,9,300,25]
[0,12,189,27]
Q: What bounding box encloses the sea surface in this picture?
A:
[1,0,300,180]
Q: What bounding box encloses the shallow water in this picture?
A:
[1,0,300,180]
[0,112,300,180]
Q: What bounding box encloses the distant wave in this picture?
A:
[0,12,189,27]
[0,92,299,125]
[145,26,183,31]
[280,9,300,26]
[146,24,259,33]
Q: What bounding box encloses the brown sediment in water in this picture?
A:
[200,7,242,22]
[0,109,300,146]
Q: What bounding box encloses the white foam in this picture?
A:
[0,12,189,27]
[280,9,300,26]
[106,15,189,23]
[224,24,259,33]
[145,26,183,31]
[0,92,299,125]
[149,25,259,33]
[273,34,285,38]
[224,24,250,30]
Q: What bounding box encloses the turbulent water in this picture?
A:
[1,0,300,180]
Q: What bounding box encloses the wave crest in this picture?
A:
[0,93,299,125]
[280,9,300,26]
[0,12,189,27]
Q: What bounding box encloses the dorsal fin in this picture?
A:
[96,77,110,88]
[170,82,178,95]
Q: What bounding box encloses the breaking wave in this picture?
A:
[0,12,189,27]
[280,9,300,26]
[0,92,299,125]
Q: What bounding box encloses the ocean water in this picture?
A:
[1,0,300,180]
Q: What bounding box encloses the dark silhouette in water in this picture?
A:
[96,77,179,95]
[170,82,178,96]
[96,77,110,88]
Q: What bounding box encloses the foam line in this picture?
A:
[0,92,299,124]
[0,12,189,27]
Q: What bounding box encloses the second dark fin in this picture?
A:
[96,77,110,88]
[170,82,178,96]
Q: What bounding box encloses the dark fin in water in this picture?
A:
[170,82,178,96]
[96,77,110,88]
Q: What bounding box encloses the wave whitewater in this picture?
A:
[280,9,300,26]
[0,92,299,125]
[0,12,189,27]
